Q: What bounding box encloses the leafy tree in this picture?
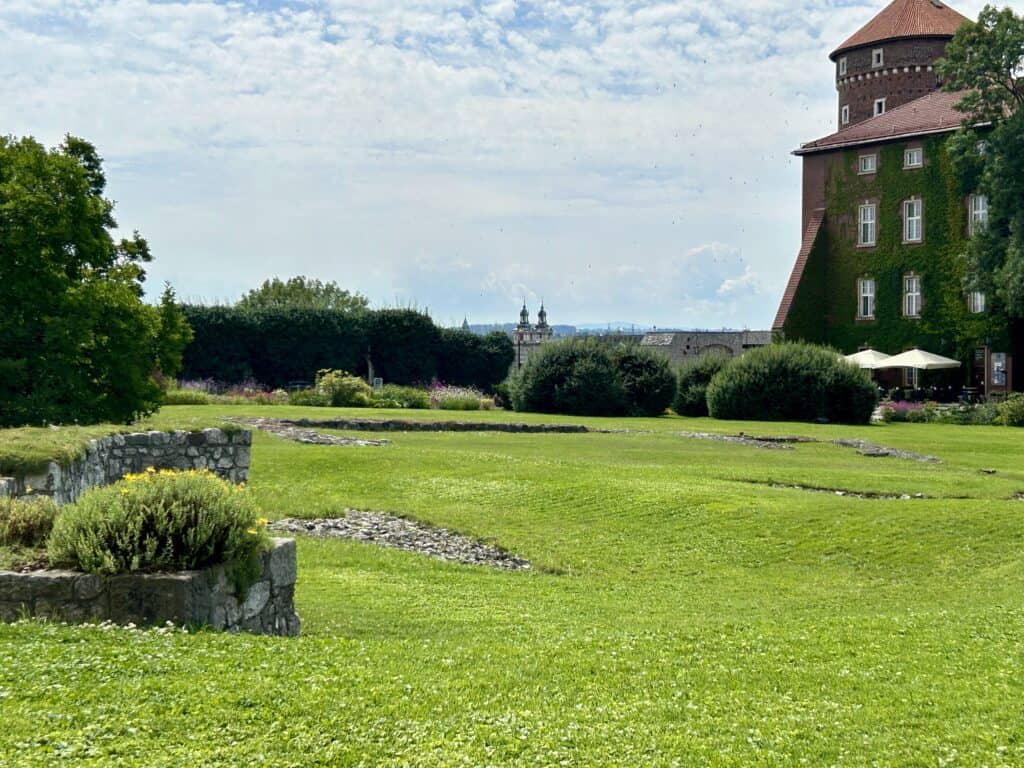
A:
[237,276,369,313]
[437,328,514,391]
[0,135,190,426]
[938,5,1024,315]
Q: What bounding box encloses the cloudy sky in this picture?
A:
[1,0,1006,328]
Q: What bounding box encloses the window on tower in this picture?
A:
[841,105,850,125]
[873,98,887,117]
[872,48,884,68]
[839,57,847,76]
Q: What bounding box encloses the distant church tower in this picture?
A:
[512,302,553,369]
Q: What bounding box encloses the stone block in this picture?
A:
[73,574,104,601]
[202,428,228,446]
[125,433,151,447]
[266,539,297,586]
[240,581,270,620]
[0,571,75,603]
[230,431,252,446]
[105,572,194,625]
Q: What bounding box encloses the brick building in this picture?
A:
[774,0,1019,396]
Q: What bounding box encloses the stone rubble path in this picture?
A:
[268,511,531,571]
[234,418,390,447]
[762,482,929,500]
[832,439,940,463]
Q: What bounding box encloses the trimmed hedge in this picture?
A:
[674,353,731,417]
[705,342,878,424]
[180,306,512,390]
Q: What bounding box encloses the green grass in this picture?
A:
[2,405,1024,765]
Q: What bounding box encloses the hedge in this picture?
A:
[180,306,513,390]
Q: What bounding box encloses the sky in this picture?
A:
[0,0,1008,328]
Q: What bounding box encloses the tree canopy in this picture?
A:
[0,135,191,426]
[237,276,369,313]
[939,5,1024,316]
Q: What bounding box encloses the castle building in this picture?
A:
[774,0,1018,396]
[512,303,553,369]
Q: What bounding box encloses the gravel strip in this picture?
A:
[675,432,796,450]
[832,439,940,463]
[269,511,531,571]
[761,482,929,500]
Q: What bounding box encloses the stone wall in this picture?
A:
[0,428,251,505]
[0,539,300,636]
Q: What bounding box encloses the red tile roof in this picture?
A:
[773,210,825,333]
[832,0,970,59]
[795,90,967,155]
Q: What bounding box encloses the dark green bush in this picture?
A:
[674,353,731,417]
[706,343,878,424]
[611,345,677,416]
[0,496,60,547]
[47,469,269,592]
[509,339,628,416]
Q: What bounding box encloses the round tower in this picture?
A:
[536,302,548,329]
[518,303,530,328]
[831,0,969,130]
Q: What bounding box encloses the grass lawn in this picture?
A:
[2,404,1024,766]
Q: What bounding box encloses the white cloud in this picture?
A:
[0,0,1013,326]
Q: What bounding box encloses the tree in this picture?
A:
[0,135,191,426]
[938,5,1024,315]
[237,276,369,313]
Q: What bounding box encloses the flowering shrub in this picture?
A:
[1,495,59,547]
[431,384,485,411]
[315,369,373,407]
[373,385,431,409]
[879,401,925,423]
[47,469,269,593]
[997,393,1024,427]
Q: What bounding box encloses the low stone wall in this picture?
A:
[277,417,590,434]
[0,539,299,636]
[0,428,251,504]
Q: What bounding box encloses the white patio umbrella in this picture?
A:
[843,349,891,369]
[873,348,961,370]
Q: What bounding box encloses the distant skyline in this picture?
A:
[2,0,1011,327]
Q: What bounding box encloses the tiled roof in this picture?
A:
[795,90,966,155]
[773,210,825,333]
[831,0,970,59]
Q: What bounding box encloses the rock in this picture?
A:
[269,512,531,571]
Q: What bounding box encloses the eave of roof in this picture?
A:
[794,90,976,156]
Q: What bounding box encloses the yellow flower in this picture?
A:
[145,466,156,474]
[256,517,268,527]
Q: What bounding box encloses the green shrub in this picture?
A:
[315,369,373,407]
[997,393,1024,426]
[611,346,677,417]
[163,387,211,405]
[437,329,515,392]
[674,353,731,417]
[47,469,269,593]
[510,339,628,416]
[0,496,60,547]
[706,343,878,424]
[288,388,330,407]
[374,384,430,409]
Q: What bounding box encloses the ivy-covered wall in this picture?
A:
[784,134,1010,371]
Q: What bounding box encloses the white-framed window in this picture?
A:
[903,366,919,388]
[903,274,922,317]
[874,98,887,117]
[872,48,884,68]
[969,194,989,235]
[858,154,877,174]
[967,291,986,314]
[858,278,876,319]
[839,57,848,76]
[841,105,850,125]
[904,147,923,168]
[858,202,877,246]
[904,198,923,242]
